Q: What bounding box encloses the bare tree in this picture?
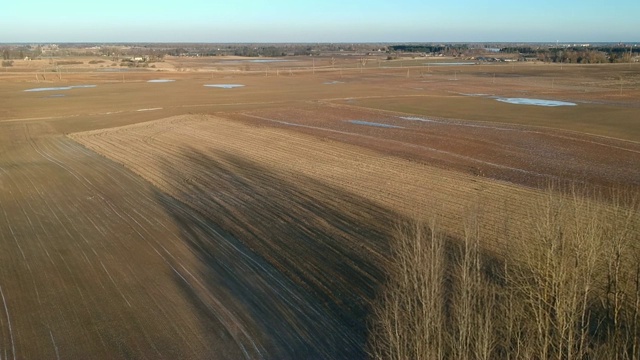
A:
[370,186,640,359]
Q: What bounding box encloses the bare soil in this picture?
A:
[0,59,638,358]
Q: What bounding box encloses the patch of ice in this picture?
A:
[24,85,97,92]
[348,120,404,129]
[204,84,245,89]
[459,93,491,97]
[399,116,437,123]
[136,108,163,112]
[495,97,576,107]
[70,85,97,89]
[398,116,516,131]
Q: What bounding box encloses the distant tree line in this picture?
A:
[387,44,636,63]
[1,46,41,60]
[233,46,286,57]
[1,43,634,64]
[500,45,635,63]
[390,45,446,53]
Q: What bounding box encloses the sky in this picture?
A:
[1,0,638,43]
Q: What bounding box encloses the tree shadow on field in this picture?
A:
[154,148,397,359]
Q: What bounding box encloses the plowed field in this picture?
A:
[1,60,638,358]
[69,113,578,267]
[225,104,640,189]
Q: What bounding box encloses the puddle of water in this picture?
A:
[495,97,576,107]
[24,85,97,92]
[323,81,343,85]
[147,79,175,83]
[204,84,245,89]
[347,120,404,129]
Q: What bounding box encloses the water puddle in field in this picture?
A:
[347,120,404,129]
[24,85,97,92]
[204,84,245,89]
[495,97,576,107]
[324,81,343,85]
[147,79,175,83]
[457,92,577,107]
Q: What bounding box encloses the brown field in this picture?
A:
[1,56,639,358]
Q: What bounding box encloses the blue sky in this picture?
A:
[1,0,638,43]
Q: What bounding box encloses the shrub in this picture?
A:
[56,60,83,65]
